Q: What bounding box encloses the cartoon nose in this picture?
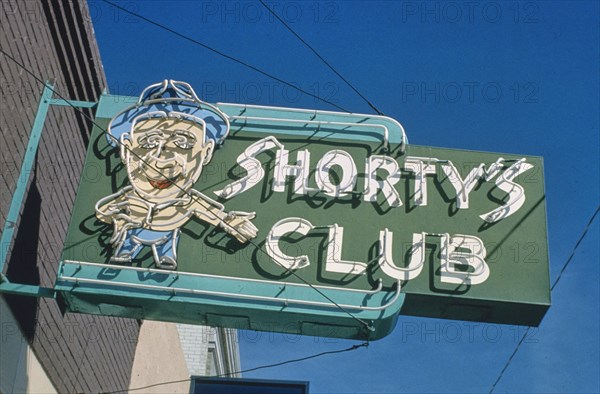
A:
[152,142,164,157]
[151,143,178,163]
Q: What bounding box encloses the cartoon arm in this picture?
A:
[95,186,143,246]
[190,190,258,242]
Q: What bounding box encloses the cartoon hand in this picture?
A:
[109,211,142,246]
[221,211,258,242]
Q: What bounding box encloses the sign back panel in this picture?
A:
[56,86,549,340]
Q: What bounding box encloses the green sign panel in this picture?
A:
[56,81,550,340]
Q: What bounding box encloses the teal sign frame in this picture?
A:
[56,83,550,341]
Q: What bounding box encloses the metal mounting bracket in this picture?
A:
[0,82,97,299]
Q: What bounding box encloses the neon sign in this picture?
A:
[57,81,550,340]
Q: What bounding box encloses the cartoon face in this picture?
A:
[120,113,214,201]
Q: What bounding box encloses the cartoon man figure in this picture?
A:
[95,80,258,270]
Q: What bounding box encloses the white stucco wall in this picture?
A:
[128,320,190,393]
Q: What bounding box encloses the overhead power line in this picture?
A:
[1,44,376,393]
[258,0,385,116]
[216,341,369,377]
[0,46,373,332]
[99,0,350,113]
[488,326,531,394]
[102,342,369,393]
[7,13,598,388]
[488,204,600,394]
[550,205,600,291]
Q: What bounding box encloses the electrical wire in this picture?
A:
[550,205,600,291]
[258,0,385,116]
[100,342,368,394]
[216,341,369,377]
[99,0,350,113]
[488,326,530,394]
[488,204,600,394]
[7,25,597,391]
[0,46,374,334]
[83,1,383,330]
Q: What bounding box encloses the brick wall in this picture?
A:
[177,324,211,376]
[177,324,241,378]
[0,1,139,392]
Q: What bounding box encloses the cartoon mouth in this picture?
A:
[148,175,180,189]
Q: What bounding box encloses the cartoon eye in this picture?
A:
[172,132,196,150]
[141,141,157,149]
[173,139,194,149]
[174,141,189,149]
[140,135,162,149]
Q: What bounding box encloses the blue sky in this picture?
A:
[91,1,599,392]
